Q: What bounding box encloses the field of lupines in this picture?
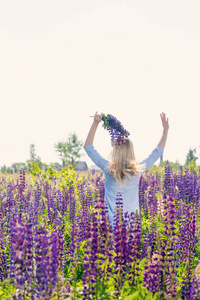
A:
[0,164,200,299]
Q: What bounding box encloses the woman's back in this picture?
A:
[85,143,163,226]
[104,170,141,226]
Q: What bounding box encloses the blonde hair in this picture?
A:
[109,138,140,183]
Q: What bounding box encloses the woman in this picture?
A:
[84,112,169,226]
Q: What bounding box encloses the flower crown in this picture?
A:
[102,114,130,146]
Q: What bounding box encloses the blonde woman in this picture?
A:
[84,112,169,226]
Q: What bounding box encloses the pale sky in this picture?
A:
[0,0,200,168]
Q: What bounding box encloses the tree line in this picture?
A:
[0,132,83,174]
[0,134,199,174]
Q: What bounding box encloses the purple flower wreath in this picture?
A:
[101,114,130,146]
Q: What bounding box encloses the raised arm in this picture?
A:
[158,112,169,150]
[83,112,103,149]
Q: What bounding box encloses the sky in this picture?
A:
[0,0,200,168]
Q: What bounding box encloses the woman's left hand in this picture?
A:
[160,112,169,130]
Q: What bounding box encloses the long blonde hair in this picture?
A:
[109,138,140,183]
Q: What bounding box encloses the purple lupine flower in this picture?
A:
[94,198,113,282]
[162,195,178,299]
[139,175,148,215]
[140,227,150,260]
[35,226,55,298]
[19,169,25,212]
[143,247,163,295]
[13,169,25,221]
[0,230,7,281]
[180,206,196,300]
[163,162,172,198]
[113,193,127,296]
[56,189,62,215]
[34,183,41,209]
[49,225,64,291]
[6,182,14,214]
[102,114,130,146]
[61,186,69,216]
[185,169,192,205]
[51,187,59,223]
[82,211,99,300]
[69,186,75,223]
[189,263,200,300]
[125,209,142,286]
[69,221,81,258]
[179,206,196,261]
[79,186,90,241]
[192,169,199,204]
[86,189,93,208]
[46,187,52,224]
[9,218,28,298]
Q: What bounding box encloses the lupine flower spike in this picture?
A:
[90,113,130,146]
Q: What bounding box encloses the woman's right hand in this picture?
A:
[94,111,103,124]
[158,112,169,150]
[84,112,103,148]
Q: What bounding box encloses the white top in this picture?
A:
[85,144,163,226]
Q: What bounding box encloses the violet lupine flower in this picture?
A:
[56,189,62,215]
[61,187,69,216]
[102,114,130,146]
[180,207,196,300]
[68,217,84,291]
[6,182,14,214]
[0,230,7,281]
[51,187,58,223]
[19,168,25,202]
[86,189,93,208]
[163,162,172,198]
[82,211,99,300]
[162,195,178,299]
[113,193,127,295]
[15,168,26,218]
[125,210,142,286]
[140,227,150,260]
[192,169,199,205]
[69,186,75,223]
[9,218,28,296]
[69,221,81,260]
[50,225,65,290]
[139,175,148,215]
[148,178,158,226]
[25,221,34,273]
[34,183,41,209]
[183,169,192,205]
[143,247,163,295]
[44,181,49,199]
[180,206,196,261]
[35,226,54,298]
[46,188,53,224]
[79,189,90,241]
[141,227,157,259]
[189,263,200,300]
[94,198,113,281]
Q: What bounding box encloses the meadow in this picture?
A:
[0,164,200,299]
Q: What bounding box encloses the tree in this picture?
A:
[185,148,198,166]
[0,165,13,173]
[11,163,27,173]
[30,144,37,161]
[54,132,83,168]
[27,144,43,171]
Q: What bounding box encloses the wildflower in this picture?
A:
[102,114,130,146]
